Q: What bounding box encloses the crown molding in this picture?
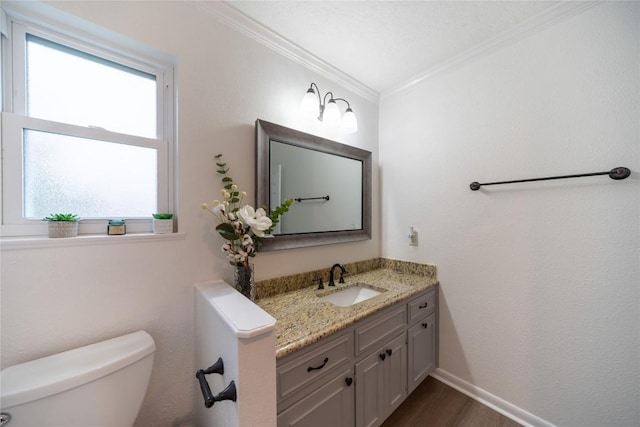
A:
[194,1,600,104]
[381,1,601,100]
[195,1,379,104]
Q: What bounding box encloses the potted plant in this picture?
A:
[152,213,174,234]
[43,213,80,238]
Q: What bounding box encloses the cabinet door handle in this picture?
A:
[379,353,386,361]
[345,377,353,387]
[422,322,429,328]
[307,357,329,372]
[419,302,428,309]
[386,348,393,356]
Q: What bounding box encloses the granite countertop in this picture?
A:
[256,263,438,359]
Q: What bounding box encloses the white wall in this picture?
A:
[0,1,379,426]
[380,2,639,426]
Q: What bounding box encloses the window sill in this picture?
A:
[0,232,186,251]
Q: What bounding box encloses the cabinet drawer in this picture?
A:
[355,305,406,357]
[278,366,354,427]
[408,290,435,324]
[278,332,353,401]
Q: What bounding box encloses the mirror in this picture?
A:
[256,119,371,251]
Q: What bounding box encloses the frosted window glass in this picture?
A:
[26,35,157,138]
[24,130,157,218]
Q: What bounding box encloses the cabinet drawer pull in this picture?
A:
[345,377,353,387]
[386,348,393,356]
[307,357,329,372]
[422,322,428,328]
[418,302,428,309]
[379,353,386,361]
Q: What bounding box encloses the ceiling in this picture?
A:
[226,1,561,96]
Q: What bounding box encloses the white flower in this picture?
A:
[238,205,272,237]
[211,203,226,217]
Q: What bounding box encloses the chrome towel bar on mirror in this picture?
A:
[470,167,630,191]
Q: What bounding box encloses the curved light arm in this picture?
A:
[309,82,322,104]
[332,97,351,109]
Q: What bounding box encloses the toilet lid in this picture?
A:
[0,330,155,408]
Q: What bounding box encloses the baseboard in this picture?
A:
[431,369,555,427]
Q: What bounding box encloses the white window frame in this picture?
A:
[1,5,176,237]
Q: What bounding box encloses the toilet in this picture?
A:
[0,330,155,427]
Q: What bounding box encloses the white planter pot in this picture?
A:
[48,221,79,238]
[152,219,173,234]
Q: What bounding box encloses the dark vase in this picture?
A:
[234,264,254,300]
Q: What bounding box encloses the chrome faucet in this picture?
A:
[328,264,347,286]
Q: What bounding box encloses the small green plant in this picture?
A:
[42,213,80,221]
[152,213,174,219]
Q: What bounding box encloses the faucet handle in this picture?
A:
[314,276,324,290]
[339,267,347,283]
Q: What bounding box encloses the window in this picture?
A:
[1,9,175,236]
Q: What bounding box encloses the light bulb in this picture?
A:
[300,88,320,119]
[323,99,341,127]
[341,107,358,133]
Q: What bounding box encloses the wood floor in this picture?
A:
[382,376,522,427]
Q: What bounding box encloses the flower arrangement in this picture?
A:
[202,154,293,268]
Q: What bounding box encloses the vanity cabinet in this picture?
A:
[276,287,437,427]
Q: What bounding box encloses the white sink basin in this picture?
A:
[319,286,382,307]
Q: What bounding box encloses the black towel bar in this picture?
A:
[295,195,330,202]
[470,167,630,191]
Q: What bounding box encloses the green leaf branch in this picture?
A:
[202,154,293,267]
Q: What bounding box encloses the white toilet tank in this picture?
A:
[0,330,155,427]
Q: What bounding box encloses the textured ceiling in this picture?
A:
[227,1,560,94]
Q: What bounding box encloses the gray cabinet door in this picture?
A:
[355,349,384,427]
[383,333,407,416]
[277,367,354,427]
[355,333,407,427]
[407,312,436,394]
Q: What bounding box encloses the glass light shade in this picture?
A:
[300,89,320,119]
[341,108,358,133]
[323,100,341,127]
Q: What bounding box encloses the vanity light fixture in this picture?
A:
[300,82,358,133]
